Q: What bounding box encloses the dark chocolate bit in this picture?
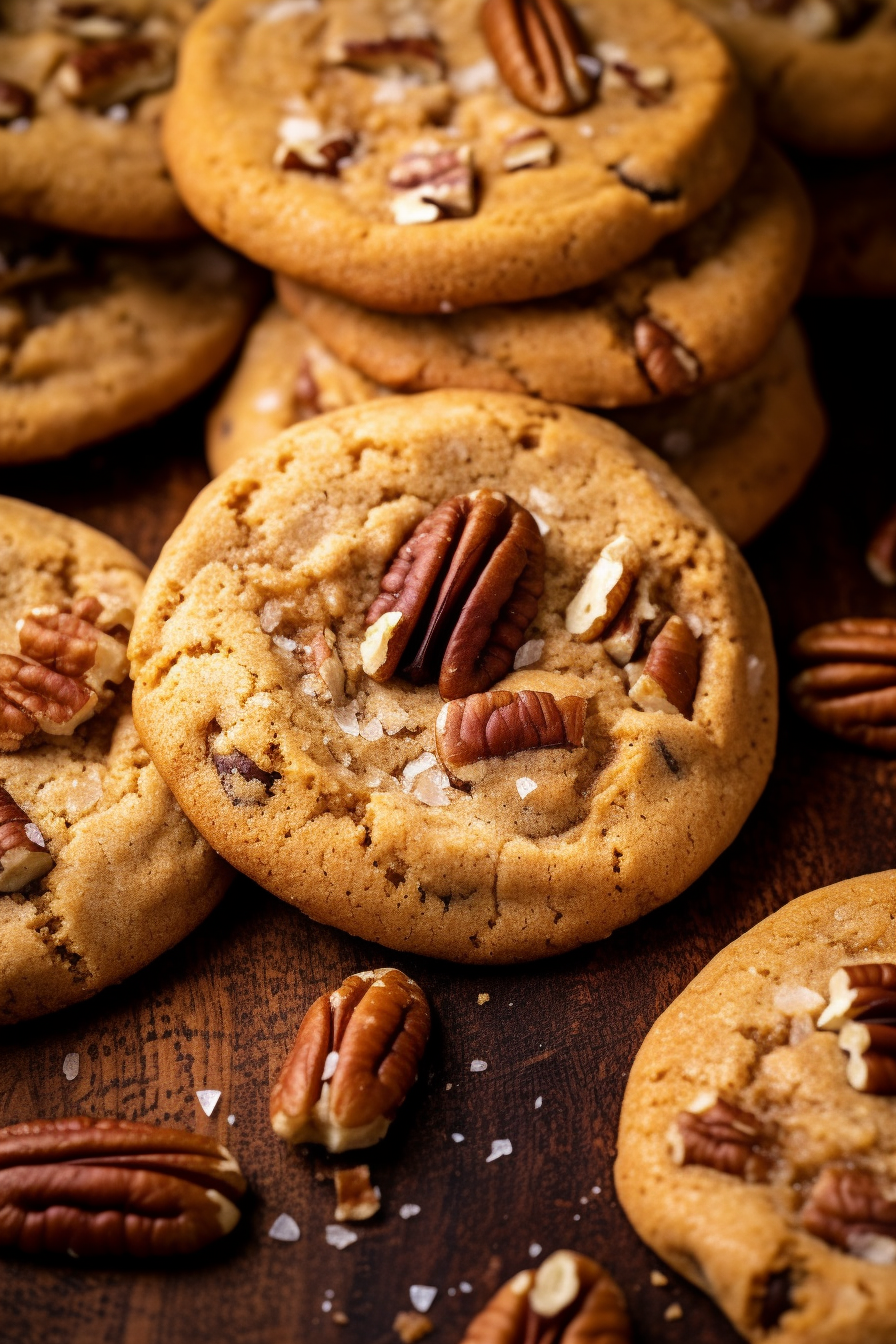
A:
[758,1268,793,1331]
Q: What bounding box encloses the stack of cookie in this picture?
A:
[166,0,826,546]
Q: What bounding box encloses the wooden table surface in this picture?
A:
[0,296,893,1344]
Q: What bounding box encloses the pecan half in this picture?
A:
[389,145,476,223]
[629,615,700,716]
[802,1167,896,1262]
[670,1099,771,1182]
[338,37,445,81]
[480,0,595,115]
[634,317,700,398]
[275,130,357,177]
[789,618,896,750]
[361,491,544,699]
[270,968,431,1153]
[838,1021,896,1095]
[333,1164,380,1221]
[0,1116,245,1257]
[310,628,345,704]
[18,599,129,699]
[601,577,660,667]
[0,787,54,894]
[56,38,175,108]
[565,535,641,642]
[460,1250,631,1343]
[436,688,586,769]
[212,749,280,806]
[0,79,33,124]
[818,963,896,1030]
[866,502,896,586]
[0,654,96,745]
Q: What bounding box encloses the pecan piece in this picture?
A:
[802,1167,896,1263]
[390,144,476,223]
[436,688,586,769]
[460,1250,631,1343]
[601,577,660,667]
[212,749,280,806]
[310,628,345,704]
[670,1098,771,1182]
[480,0,595,116]
[818,962,896,1030]
[18,599,129,699]
[0,79,33,125]
[634,317,700,398]
[333,1164,380,1221]
[0,787,53,894]
[275,129,357,177]
[361,491,544,699]
[0,1116,245,1257]
[338,37,445,81]
[629,615,700,716]
[394,1311,434,1342]
[56,38,175,108]
[565,535,641,642]
[0,654,96,744]
[838,1020,896,1094]
[789,618,896,750]
[270,968,430,1153]
[866,502,896,586]
[502,126,555,171]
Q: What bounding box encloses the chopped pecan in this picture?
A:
[333,1164,380,1221]
[394,1311,434,1343]
[275,130,357,177]
[460,1250,631,1343]
[789,618,896,750]
[310,628,345,704]
[0,787,54,894]
[838,1020,896,1095]
[502,126,555,171]
[634,317,700,398]
[602,58,671,105]
[818,962,896,1030]
[802,1167,896,1262]
[270,967,431,1153]
[565,535,641,642]
[0,79,33,124]
[390,144,476,223]
[480,0,595,116]
[18,600,129,698]
[629,615,700,716]
[670,1099,771,1182]
[362,491,544,699]
[338,37,445,81]
[212,749,280,806]
[0,654,96,743]
[601,577,660,667]
[436,688,586,769]
[56,38,175,108]
[0,1116,245,1257]
[867,503,896,586]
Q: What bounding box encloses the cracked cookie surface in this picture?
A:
[0,497,230,1025]
[164,0,752,313]
[0,219,261,465]
[131,390,776,963]
[616,871,896,1344]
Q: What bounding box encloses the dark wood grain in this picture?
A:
[0,299,893,1344]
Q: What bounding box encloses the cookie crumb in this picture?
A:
[393,1310,433,1342]
[664,1303,683,1321]
[62,1053,79,1081]
[650,1270,669,1287]
[486,1139,512,1163]
[332,1311,349,1326]
[478,993,490,1005]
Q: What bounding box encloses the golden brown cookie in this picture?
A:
[0,498,230,1025]
[616,870,896,1344]
[164,0,753,313]
[131,390,777,963]
[0,219,262,466]
[0,1,202,238]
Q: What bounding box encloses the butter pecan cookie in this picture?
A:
[130,391,776,963]
[276,142,812,404]
[616,870,896,1344]
[0,219,261,465]
[805,156,896,296]
[684,0,896,156]
[0,1,203,238]
[164,0,753,313]
[0,498,230,1025]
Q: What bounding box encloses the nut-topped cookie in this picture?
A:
[616,871,896,1343]
[164,0,753,313]
[0,219,261,465]
[0,497,230,1024]
[276,141,812,404]
[0,1,203,238]
[130,390,776,963]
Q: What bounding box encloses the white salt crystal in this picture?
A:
[774,985,825,1015]
[528,486,563,517]
[272,634,297,652]
[326,1225,358,1249]
[278,114,322,144]
[403,752,438,784]
[322,1301,332,1313]
[459,1281,472,1294]
[360,717,384,741]
[105,103,129,122]
[24,822,45,845]
[414,769,451,807]
[333,702,360,736]
[534,1096,543,1109]
[591,1185,601,1195]
[62,1053,79,1081]
[516,777,537,800]
[259,599,283,632]
[409,1286,437,1313]
[196,1089,221,1117]
[379,702,410,735]
[528,1242,542,1258]
[268,1213,300,1242]
[486,1139,512,1163]
[227,1115,236,1126]
[470,1060,488,1073]
[399,1204,421,1220]
[321,1050,339,1081]
[451,1133,465,1143]
[514,639,544,670]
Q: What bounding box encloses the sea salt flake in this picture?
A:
[272,634,297,652]
[326,1224,358,1249]
[516,777,537,800]
[24,822,45,845]
[333,701,360,736]
[774,985,825,1015]
[105,102,129,122]
[409,1286,437,1313]
[62,1053,79,1081]
[591,1185,601,1195]
[528,1242,542,1258]
[531,512,550,537]
[514,639,544,670]
[254,389,283,413]
[268,1213,300,1242]
[579,1196,588,1205]
[322,1301,333,1313]
[573,1214,581,1222]
[379,702,410,735]
[450,58,497,94]
[196,1089,221,1117]
[321,1050,339,1081]
[278,114,322,144]
[528,486,563,517]
[325,1290,335,1300]
[534,1097,543,1109]
[360,717,384,741]
[470,1059,488,1073]
[399,1204,421,1219]
[576,53,601,77]
[260,599,283,632]
[448,1287,457,1296]
[414,769,451,807]
[486,1139,512,1163]
[403,752,439,784]
[451,1133,465,1143]
[227,1115,236,1126]
[459,1281,472,1294]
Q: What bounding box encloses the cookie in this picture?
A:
[0,1,202,239]
[276,141,812,405]
[0,220,261,466]
[0,498,230,1025]
[613,320,826,545]
[130,390,776,963]
[805,156,896,296]
[164,0,753,314]
[684,0,896,156]
[615,870,896,1344]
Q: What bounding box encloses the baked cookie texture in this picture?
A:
[276,142,812,405]
[614,321,826,546]
[805,156,896,296]
[0,498,230,1026]
[0,220,262,466]
[0,1,202,239]
[684,0,896,156]
[131,391,777,963]
[615,871,896,1343]
[164,0,754,313]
